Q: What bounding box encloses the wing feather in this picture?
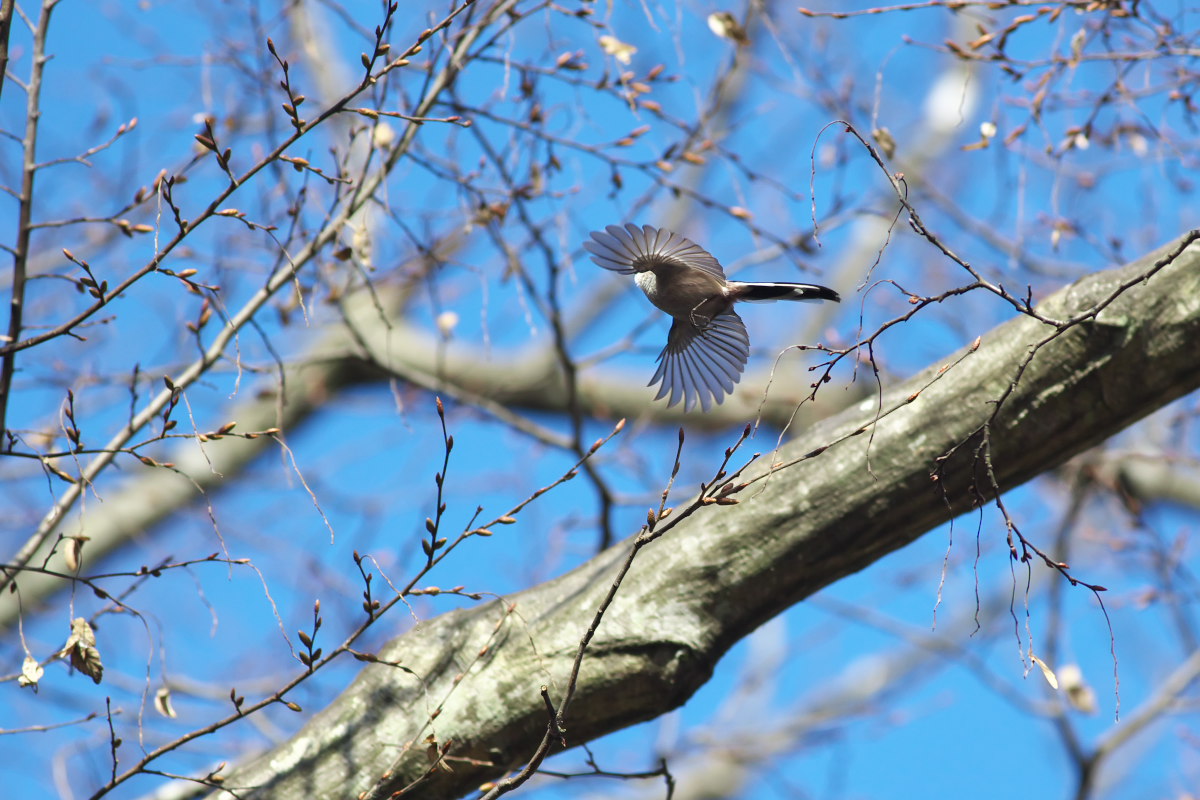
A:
[649,310,749,411]
[585,223,726,278]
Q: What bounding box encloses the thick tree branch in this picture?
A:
[204,232,1199,799]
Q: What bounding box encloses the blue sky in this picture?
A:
[1,1,1197,798]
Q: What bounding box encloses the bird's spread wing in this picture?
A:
[650,309,749,411]
[584,223,726,279]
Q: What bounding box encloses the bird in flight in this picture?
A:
[584,223,840,411]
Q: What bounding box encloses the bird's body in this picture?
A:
[584,223,839,411]
[634,267,730,325]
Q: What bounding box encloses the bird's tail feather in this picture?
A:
[733,282,840,303]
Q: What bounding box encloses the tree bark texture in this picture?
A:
[212,232,1200,799]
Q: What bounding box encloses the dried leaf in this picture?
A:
[372,122,396,149]
[436,311,459,338]
[707,12,749,46]
[64,536,88,573]
[61,618,104,685]
[1031,653,1058,689]
[598,35,637,65]
[1058,664,1098,714]
[872,127,896,159]
[155,686,177,718]
[18,656,43,689]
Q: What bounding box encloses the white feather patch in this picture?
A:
[634,270,659,300]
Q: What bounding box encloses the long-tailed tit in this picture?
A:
[584,223,840,411]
